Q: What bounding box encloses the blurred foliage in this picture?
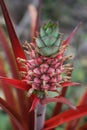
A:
[0,111,12,130]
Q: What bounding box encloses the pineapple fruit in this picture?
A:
[18,21,74,99]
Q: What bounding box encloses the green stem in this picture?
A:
[34,103,46,130]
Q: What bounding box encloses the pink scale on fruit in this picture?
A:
[26,63,31,69]
[50,85,57,90]
[34,77,41,84]
[51,59,58,66]
[47,59,52,64]
[32,83,39,90]
[27,60,35,69]
[47,68,55,74]
[41,84,50,90]
[50,77,57,83]
[47,68,55,77]
[28,59,35,66]
[41,74,50,81]
[40,64,49,73]
[26,75,32,81]
[29,50,36,58]
[33,68,41,76]
[56,69,61,74]
[54,62,60,68]
[35,57,43,65]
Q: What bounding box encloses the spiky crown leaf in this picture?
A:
[36,21,61,57]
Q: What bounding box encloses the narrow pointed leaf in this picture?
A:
[79,122,87,130]
[0,1,32,126]
[60,81,81,87]
[0,55,20,130]
[41,96,76,110]
[0,97,22,130]
[44,104,87,130]
[52,87,67,117]
[65,89,87,130]
[62,23,81,46]
[0,76,29,91]
[0,0,26,68]
[0,26,18,77]
[28,4,37,39]
[0,76,32,129]
[0,56,18,109]
[65,120,80,130]
[29,95,40,112]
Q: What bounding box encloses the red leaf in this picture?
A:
[29,95,40,112]
[51,82,80,118]
[52,87,67,117]
[65,120,80,130]
[62,23,81,46]
[65,89,87,130]
[0,1,31,127]
[0,0,26,70]
[0,76,29,91]
[0,97,23,130]
[41,96,76,110]
[44,104,87,130]
[0,26,18,77]
[60,81,81,87]
[79,122,87,130]
[28,4,37,39]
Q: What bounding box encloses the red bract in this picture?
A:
[0,76,29,91]
[44,104,87,130]
[65,88,87,130]
[41,96,76,110]
[62,22,81,47]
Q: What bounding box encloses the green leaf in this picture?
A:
[51,26,59,38]
[46,27,52,35]
[42,35,56,46]
[36,37,45,48]
[54,37,61,46]
[40,28,46,37]
[38,46,59,56]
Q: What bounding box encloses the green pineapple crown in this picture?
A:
[36,21,61,57]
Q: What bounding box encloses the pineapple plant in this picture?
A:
[0,0,83,130]
[17,21,80,106]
